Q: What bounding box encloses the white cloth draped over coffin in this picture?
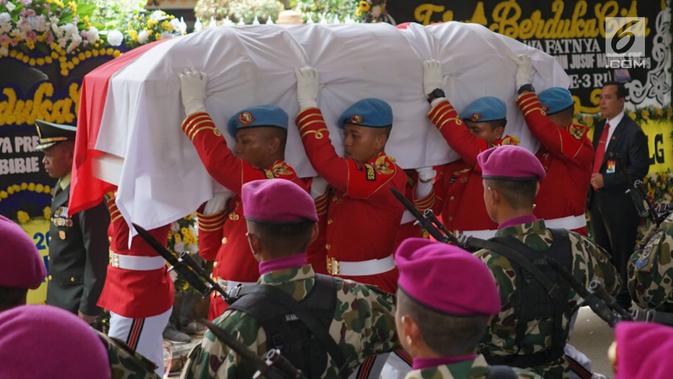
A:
[95,22,570,231]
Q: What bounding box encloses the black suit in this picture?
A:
[46,182,110,316]
[588,113,649,307]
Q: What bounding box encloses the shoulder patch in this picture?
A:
[271,161,295,178]
[373,155,395,176]
[569,124,587,140]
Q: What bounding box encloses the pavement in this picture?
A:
[569,306,616,378]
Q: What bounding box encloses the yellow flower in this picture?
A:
[28,183,35,191]
[641,110,650,120]
[147,19,158,28]
[43,185,51,193]
[0,191,7,199]
[43,207,52,220]
[356,0,371,16]
[17,211,30,224]
[20,182,28,190]
[128,30,138,42]
[36,184,44,192]
[68,1,77,12]
[155,32,161,40]
[655,107,664,117]
[628,111,637,120]
[161,21,173,31]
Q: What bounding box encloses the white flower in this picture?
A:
[85,26,98,43]
[66,32,81,52]
[193,19,202,32]
[170,18,186,35]
[106,30,123,46]
[0,13,10,34]
[170,222,180,232]
[5,2,15,12]
[137,29,149,44]
[173,241,184,253]
[0,46,8,57]
[61,23,76,36]
[149,10,164,22]
[26,15,46,32]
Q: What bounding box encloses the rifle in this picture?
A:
[390,188,632,326]
[203,320,304,379]
[390,188,460,245]
[132,223,237,304]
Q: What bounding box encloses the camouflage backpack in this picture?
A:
[97,332,161,379]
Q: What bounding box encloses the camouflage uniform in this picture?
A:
[181,264,399,379]
[97,331,161,379]
[404,355,541,379]
[474,220,620,378]
[628,212,673,311]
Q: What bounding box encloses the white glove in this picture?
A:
[295,67,319,111]
[416,167,436,183]
[202,190,232,216]
[178,69,207,116]
[423,59,443,96]
[415,167,436,199]
[515,55,535,90]
[310,176,328,199]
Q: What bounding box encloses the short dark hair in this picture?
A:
[603,81,628,99]
[485,178,538,209]
[0,286,27,311]
[397,289,490,356]
[247,220,315,255]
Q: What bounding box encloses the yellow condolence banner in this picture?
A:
[21,218,50,304]
[642,120,673,174]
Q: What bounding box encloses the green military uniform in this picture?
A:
[97,331,161,379]
[628,212,673,311]
[35,119,110,316]
[181,264,399,379]
[404,355,541,379]
[474,220,620,378]
[46,174,110,315]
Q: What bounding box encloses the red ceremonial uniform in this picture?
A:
[517,92,593,234]
[393,170,434,249]
[306,190,329,274]
[182,112,308,319]
[429,100,518,238]
[97,195,174,317]
[295,108,406,293]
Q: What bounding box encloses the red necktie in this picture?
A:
[592,123,610,174]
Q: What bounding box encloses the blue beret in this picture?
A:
[538,87,574,115]
[459,96,507,122]
[227,105,289,137]
[338,98,393,129]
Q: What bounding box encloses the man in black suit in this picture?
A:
[588,82,649,309]
[35,120,110,325]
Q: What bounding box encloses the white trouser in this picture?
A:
[109,307,172,376]
[381,350,413,379]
